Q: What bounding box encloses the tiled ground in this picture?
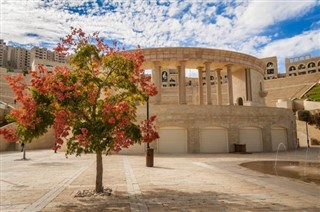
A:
[1,147,319,211]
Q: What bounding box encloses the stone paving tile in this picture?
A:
[0,148,319,211]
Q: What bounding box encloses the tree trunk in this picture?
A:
[22,144,26,160]
[95,152,103,193]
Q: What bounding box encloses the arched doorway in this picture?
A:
[237,97,244,106]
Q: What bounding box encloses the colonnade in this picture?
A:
[151,61,244,106]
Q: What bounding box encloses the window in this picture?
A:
[289,66,296,71]
[267,69,274,74]
[298,64,306,70]
[266,62,273,68]
[308,62,315,68]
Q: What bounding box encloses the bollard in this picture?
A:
[146,148,154,167]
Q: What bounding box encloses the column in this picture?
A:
[197,67,204,105]
[245,68,252,101]
[215,68,222,105]
[226,64,233,105]
[152,61,161,104]
[205,62,212,105]
[178,61,186,104]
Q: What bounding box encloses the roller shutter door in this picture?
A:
[158,128,187,153]
[239,127,263,152]
[271,127,287,151]
[200,128,228,153]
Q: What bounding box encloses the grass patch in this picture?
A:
[303,85,320,101]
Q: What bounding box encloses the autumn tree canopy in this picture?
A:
[0,28,159,192]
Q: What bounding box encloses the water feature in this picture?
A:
[241,160,320,185]
[274,142,288,169]
[241,145,320,185]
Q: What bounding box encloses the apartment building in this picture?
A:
[0,39,67,71]
[0,40,8,67]
[285,54,320,77]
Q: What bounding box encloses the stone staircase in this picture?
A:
[264,73,320,107]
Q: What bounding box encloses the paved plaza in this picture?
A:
[1,147,319,211]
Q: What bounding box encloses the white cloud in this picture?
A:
[258,30,320,58]
[0,0,319,68]
[235,1,317,35]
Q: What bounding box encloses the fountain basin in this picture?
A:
[240,161,320,185]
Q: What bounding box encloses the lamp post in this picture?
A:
[306,121,310,148]
[146,96,154,167]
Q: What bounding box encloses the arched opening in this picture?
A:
[308,62,315,68]
[298,64,306,70]
[162,71,168,82]
[289,66,296,71]
[266,62,273,68]
[237,97,244,106]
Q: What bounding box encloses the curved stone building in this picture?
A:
[124,47,298,154]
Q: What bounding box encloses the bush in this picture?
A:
[311,138,320,145]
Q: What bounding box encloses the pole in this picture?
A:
[306,121,310,148]
[146,96,154,167]
[147,96,150,149]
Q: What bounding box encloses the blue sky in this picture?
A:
[0,0,319,74]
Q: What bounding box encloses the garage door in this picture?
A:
[119,143,145,155]
[158,127,187,153]
[200,127,228,153]
[239,127,263,152]
[271,127,287,151]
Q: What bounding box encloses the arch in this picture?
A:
[237,97,244,106]
[318,61,320,66]
[289,66,296,71]
[308,62,316,68]
[266,62,273,68]
[162,71,168,82]
[298,64,306,70]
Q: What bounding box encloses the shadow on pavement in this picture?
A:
[44,187,320,211]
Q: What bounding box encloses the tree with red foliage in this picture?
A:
[0,28,159,193]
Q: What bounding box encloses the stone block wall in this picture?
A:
[137,104,297,152]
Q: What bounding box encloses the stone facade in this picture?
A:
[136,105,297,153]
[286,54,320,77]
[0,47,298,153]
[134,47,297,153]
[260,56,278,80]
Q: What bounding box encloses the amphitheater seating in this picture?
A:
[264,73,320,107]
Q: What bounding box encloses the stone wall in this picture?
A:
[0,123,55,152]
[296,120,320,147]
[137,104,297,152]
